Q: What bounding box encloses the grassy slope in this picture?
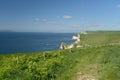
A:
[0,31,120,80]
[80,31,120,46]
[73,46,120,80]
[73,31,120,80]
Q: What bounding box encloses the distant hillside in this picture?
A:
[0,30,15,32]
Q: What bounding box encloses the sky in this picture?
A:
[0,0,120,32]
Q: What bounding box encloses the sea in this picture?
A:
[0,32,76,54]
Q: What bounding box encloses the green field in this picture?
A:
[0,31,120,80]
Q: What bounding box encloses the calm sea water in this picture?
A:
[0,32,76,54]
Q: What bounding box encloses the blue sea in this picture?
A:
[0,32,76,54]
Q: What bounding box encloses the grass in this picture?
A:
[0,31,120,80]
[80,31,120,46]
[72,45,120,80]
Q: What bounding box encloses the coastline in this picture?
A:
[0,32,75,54]
[0,31,120,80]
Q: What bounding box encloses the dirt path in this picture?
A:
[76,64,98,80]
[75,43,120,80]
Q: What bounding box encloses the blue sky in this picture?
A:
[0,0,120,32]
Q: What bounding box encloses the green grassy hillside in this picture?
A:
[0,31,120,80]
[80,31,120,46]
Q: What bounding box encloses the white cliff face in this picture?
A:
[60,42,64,50]
[60,42,66,50]
[67,44,74,49]
[60,34,82,50]
[72,34,80,43]
[81,31,87,34]
[60,42,74,50]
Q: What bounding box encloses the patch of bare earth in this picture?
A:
[76,64,98,80]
